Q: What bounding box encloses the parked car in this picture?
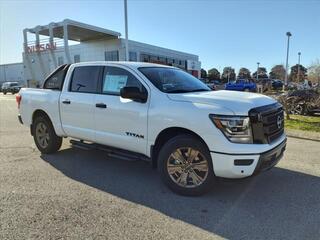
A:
[271,79,283,90]
[2,82,21,94]
[17,62,286,196]
[206,82,216,90]
[213,80,221,85]
[256,78,272,92]
[225,79,256,92]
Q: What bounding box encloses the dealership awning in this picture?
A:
[27,19,121,42]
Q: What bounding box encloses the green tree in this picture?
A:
[221,67,235,82]
[207,68,220,81]
[252,67,268,79]
[289,64,307,82]
[200,68,207,79]
[238,68,251,79]
[269,65,286,80]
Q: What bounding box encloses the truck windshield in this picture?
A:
[139,67,210,93]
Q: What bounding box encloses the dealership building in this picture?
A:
[0,19,201,87]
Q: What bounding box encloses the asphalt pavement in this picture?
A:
[0,94,319,240]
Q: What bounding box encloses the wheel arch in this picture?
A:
[31,109,54,136]
[151,127,210,168]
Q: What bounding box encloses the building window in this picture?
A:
[74,54,80,63]
[58,56,64,66]
[167,58,174,66]
[150,55,158,62]
[140,54,149,62]
[129,52,137,61]
[105,50,119,61]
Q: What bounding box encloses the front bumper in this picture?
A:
[210,138,287,178]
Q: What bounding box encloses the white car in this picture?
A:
[17,62,286,196]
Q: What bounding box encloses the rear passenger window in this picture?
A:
[70,66,101,93]
[102,66,145,95]
[44,65,69,90]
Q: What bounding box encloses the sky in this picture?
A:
[0,0,319,74]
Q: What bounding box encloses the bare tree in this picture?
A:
[308,59,320,88]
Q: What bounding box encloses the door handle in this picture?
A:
[62,99,71,104]
[95,103,107,108]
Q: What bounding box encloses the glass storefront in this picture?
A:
[140,53,187,70]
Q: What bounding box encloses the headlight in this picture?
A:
[209,114,253,144]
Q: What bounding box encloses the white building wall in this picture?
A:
[123,39,199,62]
[23,38,201,85]
[0,63,24,86]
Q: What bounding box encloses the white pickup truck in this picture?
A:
[17,62,286,195]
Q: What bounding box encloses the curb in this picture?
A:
[286,134,320,142]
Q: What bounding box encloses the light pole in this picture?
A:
[297,52,301,82]
[284,32,292,89]
[124,0,129,61]
[256,62,260,81]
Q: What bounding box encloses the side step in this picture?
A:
[70,139,151,162]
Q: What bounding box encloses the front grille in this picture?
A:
[249,102,284,144]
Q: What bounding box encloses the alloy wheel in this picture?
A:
[35,122,50,148]
[167,147,209,188]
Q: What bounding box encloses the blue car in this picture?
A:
[225,79,256,92]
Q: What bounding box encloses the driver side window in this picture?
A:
[102,66,145,95]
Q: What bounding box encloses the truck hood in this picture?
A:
[167,90,277,115]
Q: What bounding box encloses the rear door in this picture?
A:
[60,65,103,141]
[94,65,149,155]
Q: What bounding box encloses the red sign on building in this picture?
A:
[27,42,57,53]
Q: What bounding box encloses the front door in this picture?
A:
[94,65,149,155]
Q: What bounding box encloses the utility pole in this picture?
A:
[124,0,129,61]
[256,62,260,81]
[3,65,7,82]
[297,52,301,82]
[284,32,292,89]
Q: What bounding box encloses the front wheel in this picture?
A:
[158,134,216,196]
[32,115,62,154]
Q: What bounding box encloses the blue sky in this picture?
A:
[0,0,319,74]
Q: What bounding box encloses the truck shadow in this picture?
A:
[41,147,320,240]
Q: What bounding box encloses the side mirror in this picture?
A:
[120,86,147,103]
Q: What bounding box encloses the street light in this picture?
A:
[284,32,292,89]
[256,62,260,81]
[297,52,301,82]
[124,0,129,61]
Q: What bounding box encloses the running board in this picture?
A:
[70,139,151,162]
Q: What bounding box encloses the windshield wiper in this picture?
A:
[166,89,210,93]
[166,89,189,93]
[186,89,210,92]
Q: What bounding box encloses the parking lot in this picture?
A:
[0,94,319,240]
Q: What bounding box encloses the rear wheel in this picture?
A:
[158,134,215,196]
[32,115,62,154]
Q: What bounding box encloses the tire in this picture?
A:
[158,134,216,196]
[32,115,62,154]
[3,92,6,95]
